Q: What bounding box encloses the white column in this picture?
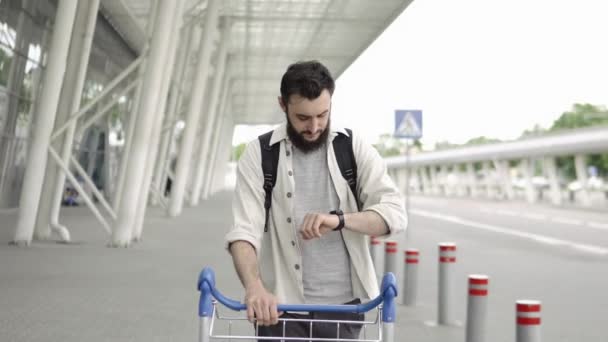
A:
[169,0,220,216]
[543,157,562,206]
[494,159,515,200]
[112,0,159,212]
[150,22,198,206]
[456,165,467,197]
[111,0,179,247]
[208,113,235,195]
[33,0,100,242]
[202,76,232,199]
[12,0,79,246]
[574,154,592,207]
[132,0,186,241]
[190,19,230,205]
[520,159,537,203]
[203,108,229,198]
[429,166,440,195]
[394,168,404,193]
[414,168,423,194]
[482,162,494,199]
[440,165,450,196]
[421,167,432,195]
[466,163,479,198]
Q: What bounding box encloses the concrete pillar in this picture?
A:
[169,0,221,216]
[132,0,187,242]
[440,165,450,196]
[33,0,100,241]
[12,0,79,246]
[203,108,229,197]
[112,0,159,212]
[482,162,494,199]
[208,113,235,195]
[543,157,562,206]
[574,154,592,206]
[494,160,515,200]
[429,166,440,195]
[190,19,231,205]
[421,167,432,195]
[112,0,180,247]
[456,165,468,197]
[150,21,199,206]
[397,168,406,194]
[414,168,423,194]
[520,159,537,203]
[202,76,232,199]
[466,163,479,198]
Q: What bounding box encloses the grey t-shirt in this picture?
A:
[292,143,354,304]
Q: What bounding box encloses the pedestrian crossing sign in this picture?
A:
[394,110,422,139]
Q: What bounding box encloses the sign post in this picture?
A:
[394,110,423,236]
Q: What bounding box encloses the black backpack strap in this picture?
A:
[258,131,280,232]
[333,128,361,211]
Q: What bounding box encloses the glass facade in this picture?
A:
[0,0,137,208]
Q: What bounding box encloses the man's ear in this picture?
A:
[278,96,287,113]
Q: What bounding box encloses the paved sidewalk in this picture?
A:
[0,191,462,342]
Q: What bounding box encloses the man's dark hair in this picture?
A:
[280,60,335,107]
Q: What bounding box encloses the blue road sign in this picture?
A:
[394,110,422,139]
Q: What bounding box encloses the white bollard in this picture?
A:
[384,240,399,278]
[438,242,457,325]
[465,275,489,342]
[370,236,384,279]
[402,249,419,305]
[516,300,542,342]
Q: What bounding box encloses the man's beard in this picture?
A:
[286,116,330,153]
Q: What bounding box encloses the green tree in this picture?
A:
[464,136,502,146]
[550,103,608,179]
[520,124,547,138]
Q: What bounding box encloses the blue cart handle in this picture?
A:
[197,267,397,322]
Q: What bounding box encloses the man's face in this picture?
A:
[279,89,331,153]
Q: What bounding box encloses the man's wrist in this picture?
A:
[330,209,345,230]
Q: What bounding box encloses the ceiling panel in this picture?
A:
[103,0,414,125]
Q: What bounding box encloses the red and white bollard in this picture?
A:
[384,241,399,279]
[516,300,541,342]
[465,275,489,342]
[438,242,457,325]
[370,236,384,279]
[402,249,419,305]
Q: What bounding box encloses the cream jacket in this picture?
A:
[225,123,407,304]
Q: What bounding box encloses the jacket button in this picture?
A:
[294,264,300,270]
[287,217,292,223]
[288,170,293,176]
[291,240,296,246]
[286,151,291,156]
[286,192,292,198]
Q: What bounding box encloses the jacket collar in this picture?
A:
[269,122,349,146]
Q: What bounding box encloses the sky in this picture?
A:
[232,0,608,150]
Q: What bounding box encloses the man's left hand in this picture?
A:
[299,213,340,240]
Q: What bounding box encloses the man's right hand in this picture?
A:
[245,281,280,326]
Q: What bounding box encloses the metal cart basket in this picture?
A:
[197,267,398,342]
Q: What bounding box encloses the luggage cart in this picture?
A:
[197,267,398,342]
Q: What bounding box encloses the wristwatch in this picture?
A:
[330,209,345,231]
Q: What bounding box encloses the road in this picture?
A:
[401,195,608,341]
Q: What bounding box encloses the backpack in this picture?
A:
[258,128,360,232]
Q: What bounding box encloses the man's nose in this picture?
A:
[309,118,320,132]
